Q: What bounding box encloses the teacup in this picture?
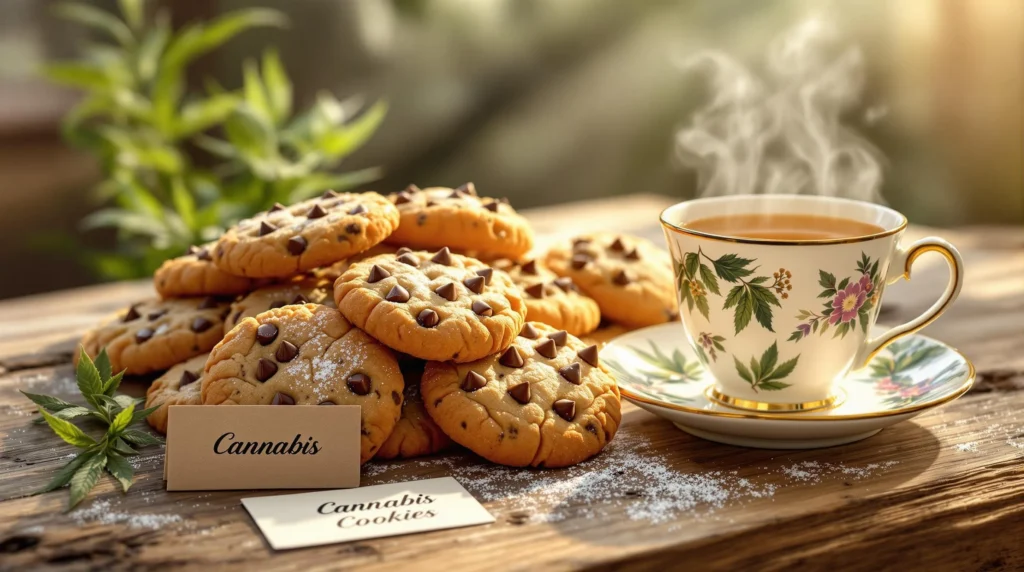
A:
[660,195,963,412]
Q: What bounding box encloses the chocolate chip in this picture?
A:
[189,245,213,261]
[548,330,568,347]
[483,201,500,213]
[179,370,199,387]
[135,328,154,343]
[447,189,462,199]
[322,189,339,199]
[521,260,538,275]
[524,283,545,299]
[256,358,278,382]
[271,392,295,405]
[475,268,494,284]
[535,339,557,359]
[287,236,307,255]
[397,253,419,267]
[269,203,286,212]
[573,238,591,248]
[198,296,219,310]
[396,247,412,255]
[553,399,576,421]
[347,373,372,395]
[571,254,590,270]
[457,182,476,196]
[559,362,582,384]
[585,422,597,434]
[307,204,327,219]
[472,300,493,316]
[385,285,411,303]
[368,265,391,283]
[191,317,213,333]
[610,237,626,252]
[499,346,524,368]
[625,248,641,261]
[231,310,242,324]
[345,223,361,234]
[405,184,421,194]
[256,323,278,345]
[613,269,631,286]
[430,247,452,265]
[508,382,531,404]
[392,390,401,405]
[461,371,487,392]
[553,277,576,292]
[123,306,141,322]
[269,300,286,309]
[463,276,485,294]
[147,309,167,321]
[349,204,367,215]
[275,341,299,362]
[394,192,413,205]
[291,294,308,305]
[434,282,457,301]
[578,345,599,366]
[417,309,439,328]
[259,221,277,236]
[520,323,540,339]
[319,400,336,405]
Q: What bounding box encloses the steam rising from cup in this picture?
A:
[675,19,885,203]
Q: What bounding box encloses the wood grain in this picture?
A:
[0,195,1021,571]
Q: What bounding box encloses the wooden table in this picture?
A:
[1,195,1021,571]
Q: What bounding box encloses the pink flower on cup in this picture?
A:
[899,385,924,398]
[829,280,867,324]
[859,273,873,293]
[876,377,899,392]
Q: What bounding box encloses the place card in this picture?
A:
[164,405,360,491]
[241,477,495,550]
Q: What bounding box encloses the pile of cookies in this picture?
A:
[78,184,677,468]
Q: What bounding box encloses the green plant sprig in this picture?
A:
[21,347,163,510]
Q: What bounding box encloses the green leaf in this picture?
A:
[163,8,287,69]
[75,348,104,399]
[110,403,136,435]
[681,279,694,310]
[92,394,122,421]
[69,453,107,509]
[117,0,144,32]
[749,284,778,332]
[53,2,134,46]
[111,437,138,456]
[733,289,754,335]
[170,177,197,230]
[286,167,382,202]
[102,371,125,397]
[105,452,134,493]
[175,94,240,139]
[749,276,769,285]
[130,404,161,424]
[33,406,95,424]
[20,391,78,412]
[114,395,139,410]
[699,263,720,295]
[837,277,850,291]
[261,49,292,125]
[818,270,836,290]
[694,294,710,321]
[224,106,277,160]
[242,59,274,123]
[712,253,756,282]
[314,100,388,162]
[757,381,792,391]
[858,309,870,333]
[121,429,164,447]
[759,342,779,376]
[38,450,98,494]
[764,355,800,382]
[683,252,699,280]
[723,285,744,310]
[734,357,752,383]
[93,349,112,383]
[749,357,762,381]
[136,11,170,82]
[39,409,97,449]
[80,208,169,241]
[42,62,112,91]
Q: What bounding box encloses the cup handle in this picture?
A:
[854,237,964,368]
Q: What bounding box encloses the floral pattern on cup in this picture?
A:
[675,247,791,335]
[863,338,968,407]
[694,332,727,363]
[789,252,882,342]
[732,341,801,392]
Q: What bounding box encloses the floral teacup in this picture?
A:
[660,195,963,412]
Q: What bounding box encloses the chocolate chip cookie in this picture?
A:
[223,276,336,335]
[374,360,452,460]
[384,184,533,260]
[78,297,231,375]
[145,353,208,434]
[421,322,621,468]
[202,304,403,463]
[154,244,256,298]
[491,258,601,336]
[212,190,400,278]
[334,247,527,363]
[544,233,677,328]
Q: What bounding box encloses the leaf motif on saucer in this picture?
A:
[732,341,800,392]
[859,338,968,408]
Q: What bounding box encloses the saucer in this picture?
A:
[604,323,975,449]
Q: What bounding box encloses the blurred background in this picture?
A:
[0,0,1020,299]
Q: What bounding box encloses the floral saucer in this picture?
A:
[604,323,975,449]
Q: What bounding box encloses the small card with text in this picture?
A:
[241,477,495,550]
[164,405,361,491]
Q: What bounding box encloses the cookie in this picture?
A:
[202,304,403,463]
[223,276,336,335]
[154,244,256,298]
[545,233,677,328]
[79,297,231,375]
[144,353,208,434]
[421,322,621,468]
[212,190,400,278]
[491,258,601,336]
[334,247,527,363]
[374,360,452,460]
[581,322,633,347]
[384,183,533,260]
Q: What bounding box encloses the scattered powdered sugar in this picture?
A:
[954,442,979,453]
[70,499,184,529]
[779,460,899,482]
[1006,439,1024,451]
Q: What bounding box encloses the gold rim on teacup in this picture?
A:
[705,385,846,413]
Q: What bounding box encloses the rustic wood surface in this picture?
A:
[0,195,1021,572]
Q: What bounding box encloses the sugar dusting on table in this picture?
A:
[71,499,183,529]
